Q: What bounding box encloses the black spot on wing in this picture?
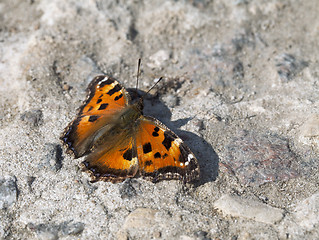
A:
[154,152,161,158]
[145,160,153,167]
[162,131,176,151]
[88,106,93,112]
[98,103,109,110]
[99,78,114,88]
[123,148,133,161]
[152,127,160,137]
[143,142,152,154]
[88,115,99,122]
[114,93,123,101]
[97,99,102,104]
[107,84,121,96]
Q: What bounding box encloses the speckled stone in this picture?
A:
[222,131,300,186]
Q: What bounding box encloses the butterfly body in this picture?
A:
[61,75,200,183]
[91,100,143,149]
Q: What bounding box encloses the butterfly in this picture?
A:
[61,71,200,183]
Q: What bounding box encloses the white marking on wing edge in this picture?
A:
[97,76,109,88]
[175,138,183,145]
[185,154,194,166]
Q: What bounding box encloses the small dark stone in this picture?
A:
[275,53,308,81]
[42,143,63,171]
[233,61,244,80]
[20,109,43,127]
[0,176,18,209]
[28,223,59,240]
[26,176,36,188]
[194,230,209,240]
[119,179,138,199]
[28,221,84,238]
[127,23,138,41]
[232,32,255,52]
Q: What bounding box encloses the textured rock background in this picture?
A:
[0,0,318,239]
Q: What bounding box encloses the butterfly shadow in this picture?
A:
[129,89,220,186]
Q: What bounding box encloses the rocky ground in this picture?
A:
[0,0,319,239]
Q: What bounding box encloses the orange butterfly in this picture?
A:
[61,70,200,183]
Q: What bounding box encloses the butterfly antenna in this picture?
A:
[141,77,164,100]
[136,58,141,93]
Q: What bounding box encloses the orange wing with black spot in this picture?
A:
[61,75,130,158]
[135,116,200,183]
[80,135,139,183]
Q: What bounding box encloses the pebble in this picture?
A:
[222,130,300,186]
[0,176,18,209]
[147,50,170,69]
[117,208,159,238]
[213,194,284,224]
[122,208,158,229]
[293,193,319,231]
[298,114,319,147]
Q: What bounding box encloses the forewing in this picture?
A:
[61,75,130,158]
[135,116,200,183]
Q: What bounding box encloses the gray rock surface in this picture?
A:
[0,0,319,239]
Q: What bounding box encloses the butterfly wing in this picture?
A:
[135,116,200,183]
[80,134,139,183]
[61,75,130,158]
